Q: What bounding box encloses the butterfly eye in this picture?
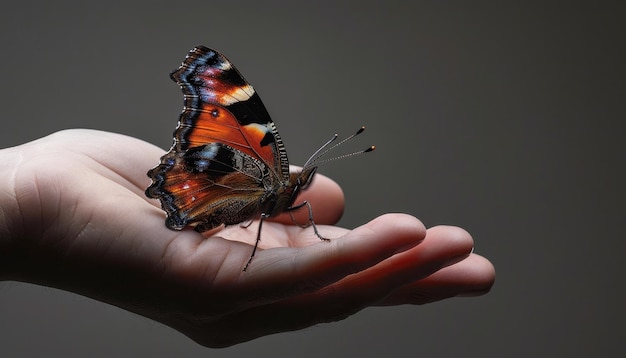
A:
[297,167,318,189]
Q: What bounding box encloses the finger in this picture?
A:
[235,214,426,303]
[287,225,476,310]
[219,225,474,338]
[360,225,476,284]
[376,253,496,305]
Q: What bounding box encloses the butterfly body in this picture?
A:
[146,46,316,233]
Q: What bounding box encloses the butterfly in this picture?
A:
[146,46,373,270]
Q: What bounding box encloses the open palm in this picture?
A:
[1,129,494,347]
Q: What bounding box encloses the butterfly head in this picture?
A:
[283,165,317,208]
[296,165,318,190]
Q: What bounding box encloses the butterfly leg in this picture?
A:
[288,201,329,242]
[243,213,269,272]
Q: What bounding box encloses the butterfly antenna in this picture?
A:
[323,126,366,155]
[304,126,373,168]
[302,133,338,168]
[309,145,375,167]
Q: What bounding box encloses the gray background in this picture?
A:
[1,1,623,357]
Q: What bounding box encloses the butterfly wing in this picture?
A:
[171,46,289,180]
[146,46,290,231]
[146,143,272,230]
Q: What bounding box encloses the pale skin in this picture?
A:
[0,129,495,347]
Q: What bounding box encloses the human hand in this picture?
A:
[0,129,495,347]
